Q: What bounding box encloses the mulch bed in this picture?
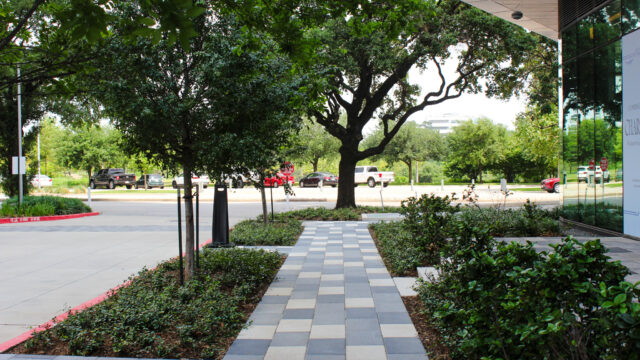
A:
[402,296,451,360]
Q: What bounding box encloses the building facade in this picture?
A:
[462,0,639,238]
[424,114,464,135]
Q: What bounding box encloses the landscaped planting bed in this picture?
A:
[0,196,91,217]
[273,205,401,221]
[230,217,303,246]
[8,248,283,359]
[369,194,640,359]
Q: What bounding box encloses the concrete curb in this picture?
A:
[0,212,100,225]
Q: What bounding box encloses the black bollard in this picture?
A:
[211,183,230,246]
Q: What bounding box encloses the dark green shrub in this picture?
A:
[370,221,427,276]
[0,196,91,217]
[22,248,282,358]
[230,218,302,246]
[419,236,640,359]
[456,201,560,237]
[400,194,460,265]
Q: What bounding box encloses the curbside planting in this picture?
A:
[0,212,100,224]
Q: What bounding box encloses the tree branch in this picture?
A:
[0,0,46,52]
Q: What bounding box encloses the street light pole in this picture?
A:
[17,65,23,204]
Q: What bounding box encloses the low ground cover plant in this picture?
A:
[230,217,303,246]
[419,228,640,359]
[458,200,560,237]
[0,196,91,217]
[273,206,401,221]
[14,248,283,359]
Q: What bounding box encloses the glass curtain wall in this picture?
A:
[561,0,624,232]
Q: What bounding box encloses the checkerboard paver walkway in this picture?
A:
[223,221,427,360]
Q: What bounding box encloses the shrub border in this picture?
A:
[0,212,100,224]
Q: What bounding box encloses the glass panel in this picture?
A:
[577,14,595,56]
[623,0,640,34]
[594,41,623,232]
[593,0,622,47]
[563,23,578,60]
[577,53,596,226]
[562,59,581,222]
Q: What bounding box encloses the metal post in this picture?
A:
[411,179,414,192]
[17,65,23,205]
[379,185,385,211]
[37,127,41,189]
[416,161,419,184]
[286,192,290,212]
[195,188,199,270]
[270,184,274,222]
[87,187,92,208]
[441,179,444,191]
[177,188,184,286]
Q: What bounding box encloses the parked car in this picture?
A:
[354,166,395,187]
[577,166,609,183]
[222,173,249,188]
[541,177,560,193]
[172,174,209,188]
[135,174,165,189]
[31,174,52,187]
[264,172,294,188]
[299,172,338,188]
[90,168,136,189]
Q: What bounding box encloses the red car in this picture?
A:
[264,172,294,188]
[541,178,560,193]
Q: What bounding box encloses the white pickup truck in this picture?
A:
[354,166,395,187]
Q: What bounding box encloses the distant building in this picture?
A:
[423,114,464,135]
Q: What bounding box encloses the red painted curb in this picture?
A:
[0,238,214,353]
[0,212,100,224]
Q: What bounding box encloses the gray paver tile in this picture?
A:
[383,337,426,355]
[318,294,346,303]
[308,339,346,355]
[270,331,310,346]
[226,339,271,355]
[283,309,316,319]
[346,308,378,319]
[377,311,412,324]
[346,329,384,346]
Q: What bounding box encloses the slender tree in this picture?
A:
[91,8,304,279]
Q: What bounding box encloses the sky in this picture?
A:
[405,54,529,131]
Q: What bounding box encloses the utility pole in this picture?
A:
[17,65,23,204]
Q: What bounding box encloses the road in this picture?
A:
[0,201,331,345]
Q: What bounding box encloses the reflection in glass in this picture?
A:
[562,59,581,222]
[623,0,640,34]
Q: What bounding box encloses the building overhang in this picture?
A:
[461,0,559,40]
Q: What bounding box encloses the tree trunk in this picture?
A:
[404,160,412,184]
[182,166,195,281]
[312,158,319,172]
[336,150,358,208]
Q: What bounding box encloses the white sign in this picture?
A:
[623,31,640,237]
[11,156,26,175]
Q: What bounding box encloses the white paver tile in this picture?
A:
[298,272,322,278]
[345,261,365,267]
[345,297,375,308]
[310,247,326,251]
[346,345,387,360]
[265,346,306,360]
[281,264,303,271]
[265,287,294,296]
[310,324,346,339]
[326,252,344,257]
[361,248,377,253]
[277,319,313,332]
[321,274,344,281]
[380,324,418,338]
[319,286,345,295]
[343,244,359,248]
[370,279,395,287]
[237,325,277,339]
[324,259,344,265]
[366,268,388,274]
[286,299,317,309]
[288,252,307,257]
